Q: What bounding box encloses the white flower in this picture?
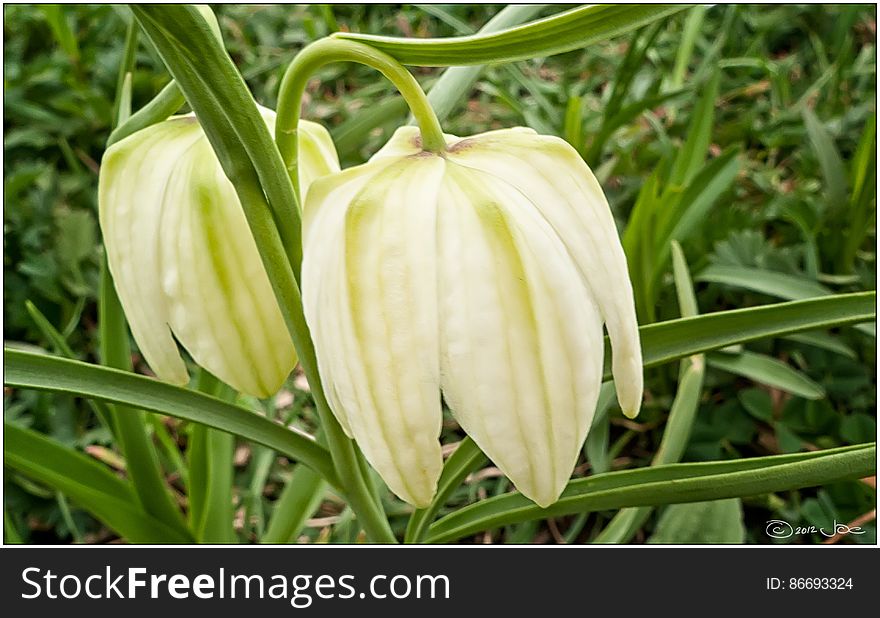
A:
[302,126,642,507]
[98,107,339,397]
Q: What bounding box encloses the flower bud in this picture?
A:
[302,126,642,508]
[99,107,339,397]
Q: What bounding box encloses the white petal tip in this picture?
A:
[621,404,641,420]
[522,489,562,509]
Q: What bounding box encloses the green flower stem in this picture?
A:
[276,37,446,204]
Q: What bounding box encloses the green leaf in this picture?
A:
[188,370,236,543]
[99,261,190,537]
[697,264,874,337]
[697,264,832,300]
[583,382,618,476]
[4,423,192,543]
[592,245,705,544]
[3,348,339,488]
[647,499,745,543]
[668,5,707,90]
[262,465,327,544]
[404,438,487,544]
[803,106,848,210]
[40,5,79,61]
[655,148,740,274]
[334,5,688,66]
[668,70,720,187]
[423,5,546,122]
[425,443,875,543]
[840,414,877,444]
[782,331,856,359]
[610,291,875,380]
[708,351,826,400]
[738,388,774,422]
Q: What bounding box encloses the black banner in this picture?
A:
[0,547,874,613]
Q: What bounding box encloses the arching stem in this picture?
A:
[276,37,447,207]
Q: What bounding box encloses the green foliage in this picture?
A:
[3,4,876,544]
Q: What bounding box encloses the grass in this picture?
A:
[2,4,876,544]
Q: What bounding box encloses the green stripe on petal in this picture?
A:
[341,157,446,507]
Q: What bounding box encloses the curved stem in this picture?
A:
[276,38,446,204]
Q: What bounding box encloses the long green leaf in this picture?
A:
[422,5,546,122]
[188,370,236,543]
[425,444,875,543]
[803,106,848,210]
[668,5,707,90]
[3,349,339,488]
[334,5,688,66]
[607,291,875,379]
[262,465,327,544]
[5,423,191,543]
[697,264,833,299]
[40,5,79,61]
[668,69,720,187]
[707,351,825,400]
[99,265,190,537]
[404,438,487,544]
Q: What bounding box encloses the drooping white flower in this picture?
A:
[302,126,642,508]
[98,107,339,397]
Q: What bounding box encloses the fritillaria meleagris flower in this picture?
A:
[302,126,643,507]
[99,107,339,397]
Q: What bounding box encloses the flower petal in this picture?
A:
[159,137,296,397]
[98,117,200,385]
[438,163,605,507]
[303,155,447,507]
[449,132,643,418]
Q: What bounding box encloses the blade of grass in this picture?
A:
[262,464,327,544]
[696,264,833,299]
[583,382,618,476]
[188,370,237,543]
[803,106,848,210]
[668,5,707,90]
[668,69,720,188]
[40,5,80,62]
[707,351,826,400]
[5,422,192,543]
[404,438,487,544]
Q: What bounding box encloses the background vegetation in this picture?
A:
[3,4,876,544]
